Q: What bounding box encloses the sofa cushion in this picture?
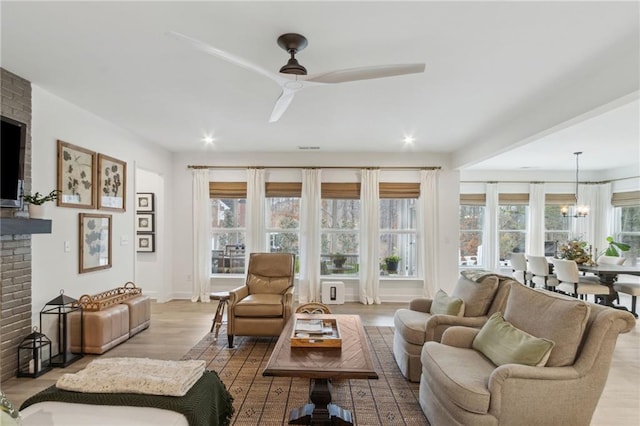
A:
[247,274,292,294]
[421,342,494,414]
[472,312,555,367]
[394,308,431,346]
[234,293,284,317]
[452,275,499,317]
[503,284,590,367]
[430,290,465,316]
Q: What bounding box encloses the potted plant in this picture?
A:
[384,253,401,274]
[331,253,347,268]
[601,236,630,257]
[22,189,60,218]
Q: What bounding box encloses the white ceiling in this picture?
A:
[1,1,638,172]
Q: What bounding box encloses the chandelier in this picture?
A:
[561,151,589,218]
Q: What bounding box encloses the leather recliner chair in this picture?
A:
[227,252,295,348]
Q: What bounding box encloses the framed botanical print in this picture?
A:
[79,213,112,273]
[136,234,155,252]
[136,213,154,233]
[136,192,155,212]
[98,154,126,212]
[57,140,96,208]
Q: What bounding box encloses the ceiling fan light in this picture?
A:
[279,58,307,75]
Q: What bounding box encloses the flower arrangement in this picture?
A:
[557,239,591,264]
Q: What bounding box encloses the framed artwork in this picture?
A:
[98,154,126,212]
[79,213,112,273]
[57,140,96,208]
[136,213,154,233]
[136,234,155,252]
[136,192,155,212]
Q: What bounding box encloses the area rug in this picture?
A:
[182,325,428,426]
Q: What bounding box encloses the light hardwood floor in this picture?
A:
[2,300,638,424]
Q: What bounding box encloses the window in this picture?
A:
[380,198,417,276]
[545,205,571,247]
[265,183,301,259]
[266,196,300,255]
[321,198,360,276]
[544,194,575,248]
[210,182,246,274]
[615,205,640,263]
[459,205,484,267]
[320,183,360,276]
[459,194,486,267]
[498,204,527,263]
[612,191,640,264]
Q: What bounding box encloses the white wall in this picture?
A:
[135,167,171,302]
[30,86,173,325]
[170,151,461,302]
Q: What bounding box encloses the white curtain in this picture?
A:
[484,183,500,272]
[191,169,212,303]
[574,183,612,256]
[359,169,380,305]
[299,169,322,303]
[245,168,265,260]
[526,183,545,256]
[417,170,438,298]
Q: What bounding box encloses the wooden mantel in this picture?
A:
[0,218,52,235]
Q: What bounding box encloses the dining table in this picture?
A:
[577,263,640,311]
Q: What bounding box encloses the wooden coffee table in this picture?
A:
[263,314,378,425]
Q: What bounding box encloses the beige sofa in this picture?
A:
[419,282,636,425]
[393,271,516,382]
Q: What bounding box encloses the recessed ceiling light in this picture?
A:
[202,135,215,144]
[403,136,415,144]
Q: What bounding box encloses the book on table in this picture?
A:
[291,316,342,348]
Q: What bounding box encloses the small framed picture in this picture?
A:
[79,213,112,273]
[57,140,97,209]
[97,154,126,212]
[136,192,155,212]
[136,213,154,233]
[136,234,155,252]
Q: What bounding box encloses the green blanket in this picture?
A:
[20,370,234,426]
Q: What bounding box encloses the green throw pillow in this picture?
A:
[430,289,464,316]
[472,312,555,367]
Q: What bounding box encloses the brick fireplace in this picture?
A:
[1,68,36,382]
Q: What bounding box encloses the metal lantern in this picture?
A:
[17,326,52,378]
[40,289,83,367]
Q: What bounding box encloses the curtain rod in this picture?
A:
[460,175,639,185]
[188,165,442,171]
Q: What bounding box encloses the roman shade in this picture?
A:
[611,191,640,207]
[209,182,247,198]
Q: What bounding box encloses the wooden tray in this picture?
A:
[291,316,342,348]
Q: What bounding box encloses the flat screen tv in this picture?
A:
[1,115,26,208]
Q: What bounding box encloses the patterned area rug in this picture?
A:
[183,325,428,426]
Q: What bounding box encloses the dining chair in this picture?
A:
[509,252,531,286]
[553,259,609,302]
[527,255,558,290]
[614,277,640,318]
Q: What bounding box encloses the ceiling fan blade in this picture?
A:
[269,89,296,123]
[304,63,425,84]
[167,31,285,84]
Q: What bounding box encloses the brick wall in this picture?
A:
[1,68,33,382]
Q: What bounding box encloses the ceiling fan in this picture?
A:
[168,31,425,122]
